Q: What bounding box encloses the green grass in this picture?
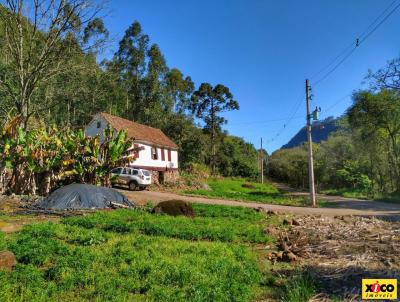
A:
[321,188,369,199]
[0,231,6,250]
[183,178,309,206]
[322,188,400,204]
[281,272,317,302]
[0,204,278,302]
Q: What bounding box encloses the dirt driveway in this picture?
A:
[121,189,400,220]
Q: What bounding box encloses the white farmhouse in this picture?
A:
[85,112,179,183]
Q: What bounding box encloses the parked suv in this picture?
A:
[110,167,152,190]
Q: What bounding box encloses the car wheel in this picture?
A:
[129,182,137,191]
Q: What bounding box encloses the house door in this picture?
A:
[158,172,165,184]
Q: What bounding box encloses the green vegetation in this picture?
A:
[0,117,134,195]
[63,205,272,244]
[281,272,317,302]
[0,231,6,250]
[321,188,369,200]
[269,58,400,201]
[0,2,261,179]
[184,178,309,206]
[0,204,281,302]
[374,192,400,204]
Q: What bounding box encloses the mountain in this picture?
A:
[281,117,339,149]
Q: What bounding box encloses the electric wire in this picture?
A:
[265,1,400,147]
[312,0,400,87]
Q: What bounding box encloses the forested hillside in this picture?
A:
[281,117,339,149]
[0,1,261,178]
[269,62,400,199]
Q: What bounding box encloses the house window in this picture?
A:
[133,144,140,158]
[96,121,101,128]
[151,147,158,160]
[167,149,171,161]
[161,148,165,161]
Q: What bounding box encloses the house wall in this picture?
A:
[129,143,179,170]
[85,115,179,171]
[85,115,108,142]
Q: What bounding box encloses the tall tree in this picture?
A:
[190,83,239,174]
[348,90,400,191]
[113,21,149,121]
[0,0,108,127]
[165,68,194,113]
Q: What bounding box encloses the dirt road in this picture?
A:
[121,189,400,220]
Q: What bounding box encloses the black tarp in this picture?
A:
[39,184,134,210]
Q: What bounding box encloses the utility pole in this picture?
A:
[306,79,316,207]
[260,138,264,184]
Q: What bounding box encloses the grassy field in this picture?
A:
[0,203,291,302]
[183,178,309,206]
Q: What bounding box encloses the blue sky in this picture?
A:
[100,0,400,153]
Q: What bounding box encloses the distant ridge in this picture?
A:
[281,117,338,149]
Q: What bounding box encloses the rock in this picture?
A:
[267,210,277,215]
[282,251,297,262]
[0,251,17,271]
[291,219,301,226]
[152,200,195,217]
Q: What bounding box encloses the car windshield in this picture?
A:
[142,170,150,176]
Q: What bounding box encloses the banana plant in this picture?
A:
[0,116,137,195]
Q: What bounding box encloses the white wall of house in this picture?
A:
[130,143,179,170]
[85,115,108,141]
[85,115,179,170]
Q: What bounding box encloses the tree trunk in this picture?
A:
[211,100,216,175]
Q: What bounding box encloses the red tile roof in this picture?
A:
[98,112,178,149]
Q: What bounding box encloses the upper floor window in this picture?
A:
[168,149,171,161]
[151,147,158,160]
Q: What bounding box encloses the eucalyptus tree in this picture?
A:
[113,21,149,121]
[165,68,195,114]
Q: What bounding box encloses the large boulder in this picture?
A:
[152,200,195,217]
[38,184,134,210]
[0,251,17,271]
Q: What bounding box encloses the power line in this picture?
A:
[229,116,303,126]
[312,0,400,87]
[322,93,352,115]
[359,0,400,44]
[265,92,304,145]
[264,1,400,148]
[310,0,399,82]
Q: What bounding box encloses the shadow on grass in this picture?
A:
[248,191,282,197]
